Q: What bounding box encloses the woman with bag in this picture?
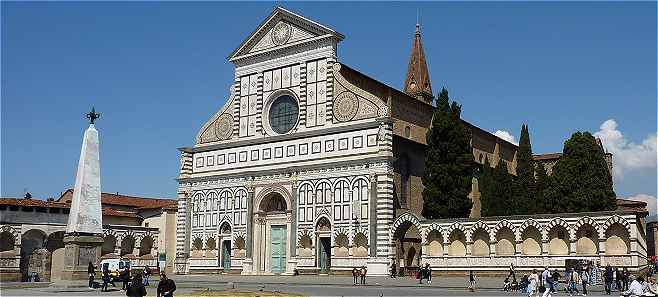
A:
[469,270,476,292]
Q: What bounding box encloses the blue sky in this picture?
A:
[2,2,656,207]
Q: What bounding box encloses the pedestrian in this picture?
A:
[425,263,432,285]
[646,276,658,296]
[126,273,147,297]
[469,270,476,292]
[418,264,425,284]
[604,264,613,295]
[541,267,550,292]
[616,267,623,292]
[390,262,397,278]
[352,267,359,285]
[621,276,644,297]
[528,269,539,297]
[580,268,590,296]
[120,268,131,291]
[102,266,111,292]
[623,267,630,291]
[88,261,96,289]
[551,269,561,293]
[509,263,516,281]
[568,268,580,296]
[360,265,367,285]
[157,272,176,297]
[143,265,151,286]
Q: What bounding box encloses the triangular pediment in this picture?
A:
[229,7,343,62]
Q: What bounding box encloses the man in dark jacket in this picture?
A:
[126,274,147,297]
[87,262,96,288]
[157,272,176,297]
[120,268,131,291]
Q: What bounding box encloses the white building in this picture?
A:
[175,7,647,276]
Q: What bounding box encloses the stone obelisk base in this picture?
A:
[60,234,104,281]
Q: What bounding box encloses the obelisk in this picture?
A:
[61,108,104,281]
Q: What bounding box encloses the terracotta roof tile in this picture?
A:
[58,189,176,209]
[0,198,140,218]
[533,153,563,161]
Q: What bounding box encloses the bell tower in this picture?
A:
[403,24,433,104]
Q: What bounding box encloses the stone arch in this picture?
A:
[334,232,349,257]
[468,221,492,242]
[20,229,47,281]
[518,219,544,241]
[102,234,117,256]
[521,224,542,256]
[447,227,467,256]
[547,222,570,255]
[493,220,516,239]
[255,186,292,212]
[139,236,154,257]
[424,223,446,244]
[219,221,232,235]
[391,213,422,270]
[426,229,444,257]
[353,232,368,257]
[446,222,467,241]
[258,191,289,213]
[605,222,630,255]
[315,216,332,232]
[575,220,599,255]
[495,226,516,256]
[298,230,313,257]
[233,235,246,258]
[120,235,136,256]
[470,226,490,257]
[350,177,370,190]
[575,217,601,238]
[603,216,631,236]
[546,218,571,239]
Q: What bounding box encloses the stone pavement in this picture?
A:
[0,275,615,296]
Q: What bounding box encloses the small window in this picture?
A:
[404,126,411,138]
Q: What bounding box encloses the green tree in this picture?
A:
[478,156,495,217]
[534,161,550,213]
[515,124,536,214]
[544,131,616,213]
[422,88,474,219]
[487,154,515,216]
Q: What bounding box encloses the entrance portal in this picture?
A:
[222,240,231,273]
[270,226,287,274]
[318,237,330,274]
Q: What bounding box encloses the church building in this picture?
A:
[175,7,647,275]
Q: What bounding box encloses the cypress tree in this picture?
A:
[478,156,494,217]
[422,88,474,219]
[515,124,536,214]
[489,154,515,216]
[544,131,616,213]
[534,161,550,213]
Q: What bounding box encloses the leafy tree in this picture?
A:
[478,156,495,217]
[422,88,473,219]
[534,161,550,213]
[515,124,536,214]
[544,131,616,213]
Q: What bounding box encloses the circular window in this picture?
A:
[269,95,298,134]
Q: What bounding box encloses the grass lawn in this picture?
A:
[180,288,305,297]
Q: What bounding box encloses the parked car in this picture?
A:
[100,258,131,282]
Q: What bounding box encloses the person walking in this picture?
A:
[528,269,539,297]
[352,267,359,285]
[126,273,147,297]
[509,263,516,281]
[469,270,476,292]
[604,264,613,295]
[622,267,630,291]
[102,266,111,292]
[157,272,176,297]
[88,261,96,289]
[551,269,561,293]
[580,268,590,296]
[568,268,580,296]
[120,268,131,291]
[143,265,151,286]
[425,264,432,285]
[360,265,367,285]
[615,267,622,292]
[390,262,397,278]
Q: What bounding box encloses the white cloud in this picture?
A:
[594,119,657,180]
[624,194,657,222]
[494,130,518,145]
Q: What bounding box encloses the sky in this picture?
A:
[2,2,656,215]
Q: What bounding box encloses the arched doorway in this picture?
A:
[254,191,290,274]
[315,217,331,274]
[20,229,46,281]
[219,222,231,273]
[392,219,421,275]
[46,231,65,281]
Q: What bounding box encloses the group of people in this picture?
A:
[351,266,368,285]
[87,262,177,297]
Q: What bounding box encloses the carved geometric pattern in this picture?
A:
[271,21,292,46]
[333,92,358,122]
[214,113,234,140]
[603,215,631,235]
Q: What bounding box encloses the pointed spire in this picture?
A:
[403,23,433,104]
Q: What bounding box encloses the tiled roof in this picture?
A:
[58,189,176,210]
[0,198,68,208]
[0,198,140,218]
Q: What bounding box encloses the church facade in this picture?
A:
[175,8,647,275]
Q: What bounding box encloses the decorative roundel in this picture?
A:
[334,92,359,122]
[271,21,292,46]
[214,113,233,140]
